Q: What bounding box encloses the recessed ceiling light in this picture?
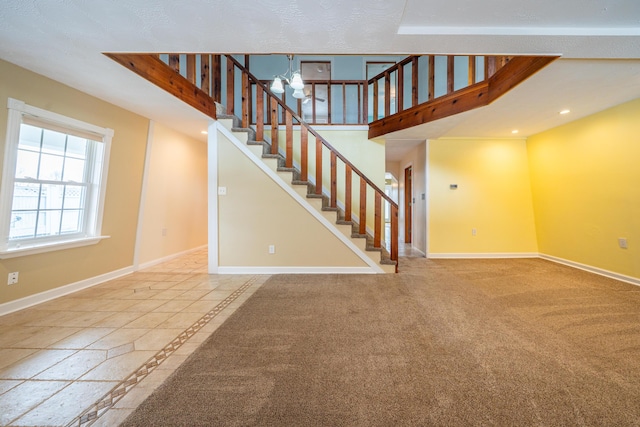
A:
[559,109,571,115]
[512,130,519,134]
[201,130,208,134]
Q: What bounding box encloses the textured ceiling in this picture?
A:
[1,0,640,160]
[400,0,640,32]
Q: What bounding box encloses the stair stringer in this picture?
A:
[214,121,385,274]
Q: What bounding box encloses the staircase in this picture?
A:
[216,113,396,273]
[105,52,562,274]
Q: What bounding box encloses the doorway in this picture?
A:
[404,166,412,244]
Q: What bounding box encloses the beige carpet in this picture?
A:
[121,258,640,426]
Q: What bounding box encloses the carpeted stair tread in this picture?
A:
[217,114,240,127]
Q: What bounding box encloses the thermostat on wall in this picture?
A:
[450,184,458,189]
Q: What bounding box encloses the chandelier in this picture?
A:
[270,55,305,99]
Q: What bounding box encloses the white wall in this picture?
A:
[397,141,427,255]
[136,121,208,267]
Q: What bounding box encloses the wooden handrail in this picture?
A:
[226,55,396,207]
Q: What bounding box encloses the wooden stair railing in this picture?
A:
[224,55,399,270]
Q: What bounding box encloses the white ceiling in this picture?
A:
[1,0,640,161]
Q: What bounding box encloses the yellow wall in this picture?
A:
[528,98,640,278]
[428,138,538,255]
[137,122,208,265]
[217,130,367,268]
[0,59,149,305]
[278,127,385,233]
[314,128,386,190]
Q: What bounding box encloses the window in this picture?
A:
[0,98,112,258]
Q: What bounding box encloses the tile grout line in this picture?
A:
[65,276,261,427]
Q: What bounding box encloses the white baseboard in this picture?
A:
[540,253,640,287]
[0,266,135,316]
[0,245,209,316]
[137,244,208,270]
[5,249,635,316]
[217,266,378,274]
[427,252,539,259]
[426,252,640,287]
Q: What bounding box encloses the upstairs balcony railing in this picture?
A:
[253,79,367,125]
[366,55,511,121]
[150,53,537,129]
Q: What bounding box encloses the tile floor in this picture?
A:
[398,243,424,258]
[0,249,269,426]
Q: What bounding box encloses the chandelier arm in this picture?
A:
[271,54,305,94]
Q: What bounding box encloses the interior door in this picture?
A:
[404,166,412,244]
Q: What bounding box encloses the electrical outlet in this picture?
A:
[472,228,477,236]
[268,245,276,254]
[8,272,18,285]
[618,238,628,249]
[218,186,227,196]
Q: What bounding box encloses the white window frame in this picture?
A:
[0,98,112,259]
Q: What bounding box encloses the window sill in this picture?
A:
[0,236,110,259]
